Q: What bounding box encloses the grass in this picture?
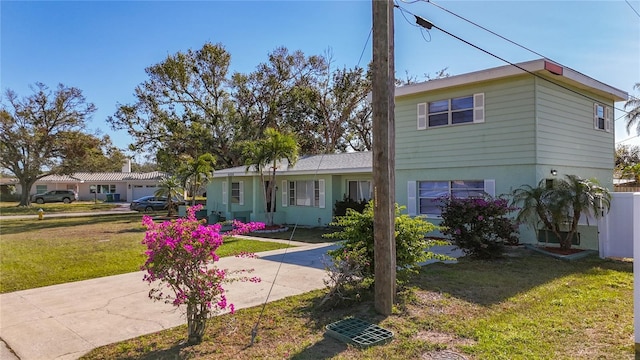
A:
[0,201,119,215]
[0,213,292,293]
[81,249,633,360]
[249,226,337,243]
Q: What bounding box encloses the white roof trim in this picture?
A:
[395,59,628,102]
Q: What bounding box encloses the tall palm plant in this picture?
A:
[242,128,298,226]
[512,175,611,250]
[625,82,640,135]
[178,153,216,206]
[155,175,184,217]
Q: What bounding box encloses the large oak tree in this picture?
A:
[109,42,242,170]
[0,83,122,206]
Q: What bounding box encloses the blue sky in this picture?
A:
[2,0,639,156]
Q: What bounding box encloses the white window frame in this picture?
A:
[408,179,494,217]
[286,179,325,208]
[593,103,612,133]
[417,93,484,130]
[91,184,116,194]
[347,180,372,201]
[231,181,244,205]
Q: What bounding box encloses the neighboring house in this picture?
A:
[19,161,168,202]
[395,58,627,248]
[205,152,372,226]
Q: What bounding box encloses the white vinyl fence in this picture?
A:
[597,192,640,259]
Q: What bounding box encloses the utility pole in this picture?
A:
[371,0,396,316]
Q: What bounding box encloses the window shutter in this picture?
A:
[417,103,427,130]
[484,179,495,197]
[593,103,599,129]
[222,181,228,205]
[281,180,288,207]
[238,181,244,205]
[473,93,485,123]
[407,181,417,216]
[605,106,612,133]
[318,179,325,208]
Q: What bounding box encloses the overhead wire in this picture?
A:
[357,27,373,67]
[248,23,375,346]
[625,0,640,19]
[393,2,631,116]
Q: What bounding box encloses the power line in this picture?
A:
[357,27,373,68]
[423,0,551,61]
[617,134,640,144]
[393,3,630,115]
[626,0,640,19]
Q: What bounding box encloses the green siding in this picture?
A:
[396,76,537,170]
[534,79,614,170]
[394,73,614,250]
[208,172,371,227]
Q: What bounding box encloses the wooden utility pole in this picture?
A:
[371,0,396,316]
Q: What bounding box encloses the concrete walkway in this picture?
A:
[0,241,339,360]
[0,232,462,360]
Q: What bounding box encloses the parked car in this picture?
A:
[129,196,185,212]
[31,190,78,204]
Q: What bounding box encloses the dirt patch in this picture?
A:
[540,246,587,255]
[421,350,470,359]
[415,330,476,348]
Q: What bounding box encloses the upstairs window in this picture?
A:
[593,103,612,132]
[417,93,484,129]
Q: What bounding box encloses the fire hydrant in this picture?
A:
[38,208,44,220]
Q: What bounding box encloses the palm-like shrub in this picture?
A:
[155,176,184,216]
[511,175,611,250]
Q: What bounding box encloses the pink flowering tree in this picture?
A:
[141,205,265,344]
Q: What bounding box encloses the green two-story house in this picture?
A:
[395,58,627,248]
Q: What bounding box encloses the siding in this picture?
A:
[396,76,537,170]
[534,78,614,170]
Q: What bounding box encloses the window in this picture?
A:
[231,182,243,204]
[222,181,243,205]
[417,180,486,216]
[91,184,116,194]
[285,180,325,208]
[593,103,611,132]
[36,185,47,193]
[348,180,372,201]
[417,93,484,129]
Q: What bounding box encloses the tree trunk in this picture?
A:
[186,302,208,345]
[18,178,36,207]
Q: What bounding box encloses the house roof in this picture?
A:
[213,152,372,177]
[38,171,168,183]
[395,59,628,102]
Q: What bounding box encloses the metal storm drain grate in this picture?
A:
[325,317,394,348]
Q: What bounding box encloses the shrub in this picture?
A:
[323,201,450,304]
[333,196,368,217]
[141,205,264,344]
[439,195,519,259]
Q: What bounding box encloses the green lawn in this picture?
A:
[0,201,119,216]
[0,213,291,293]
[249,226,337,243]
[82,250,633,360]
